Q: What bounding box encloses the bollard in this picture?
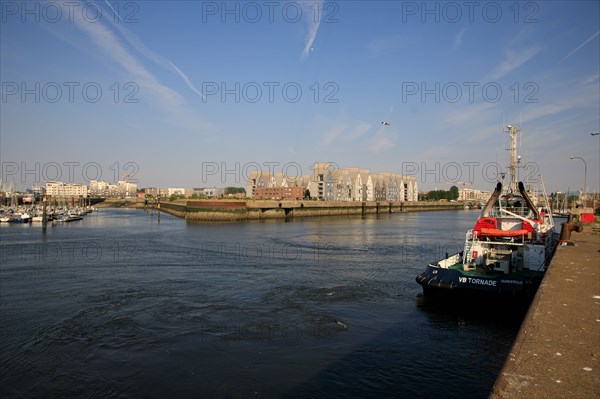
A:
[559,222,583,241]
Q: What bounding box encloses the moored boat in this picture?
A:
[12,212,32,223]
[416,125,557,299]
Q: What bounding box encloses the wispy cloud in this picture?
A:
[69,12,183,107]
[321,124,348,145]
[102,1,204,98]
[443,102,498,128]
[321,120,371,145]
[560,30,600,63]
[367,33,411,58]
[581,72,600,85]
[301,0,322,59]
[517,70,600,124]
[58,3,211,132]
[404,102,504,163]
[368,124,398,154]
[488,47,539,80]
[453,28,466,49]
[347,122,372,140]
[508,27,533,47]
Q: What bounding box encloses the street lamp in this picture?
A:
[570,156,587,203]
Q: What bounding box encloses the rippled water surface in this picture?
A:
[1,209,524,398]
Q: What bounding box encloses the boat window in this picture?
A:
[491,197,533,218]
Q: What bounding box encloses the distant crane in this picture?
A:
[121,173,144,183]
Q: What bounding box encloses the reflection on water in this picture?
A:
[1,209,521,398]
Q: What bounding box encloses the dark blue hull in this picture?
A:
[416,264,543,298]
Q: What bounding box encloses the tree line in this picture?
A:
[422,186,459,201]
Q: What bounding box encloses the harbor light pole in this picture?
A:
[569,156,587,203]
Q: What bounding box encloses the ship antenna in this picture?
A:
[505,124,521,193]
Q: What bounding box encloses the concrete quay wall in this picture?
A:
[155,200,463,221]
[491,225,600,398]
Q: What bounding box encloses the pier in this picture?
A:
[144,199,464,221]
[491,224,600,398]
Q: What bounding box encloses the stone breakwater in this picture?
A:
[151,200,464,222]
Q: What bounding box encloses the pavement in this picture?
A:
[491,224,600,398]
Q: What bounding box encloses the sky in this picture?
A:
[1,0,599,194]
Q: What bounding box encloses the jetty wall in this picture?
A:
[151,200,463,221]
[491,224,600,398]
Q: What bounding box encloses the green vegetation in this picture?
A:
[423,186,459,201]
[169,194,186,201]
[225,187,245,195]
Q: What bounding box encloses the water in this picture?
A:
[0,209,524,398]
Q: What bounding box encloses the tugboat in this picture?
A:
[416,125,557,298]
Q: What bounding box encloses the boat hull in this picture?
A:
[416,263,543,298]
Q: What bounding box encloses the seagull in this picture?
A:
[381,121,390,126]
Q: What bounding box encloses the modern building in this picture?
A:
[89,180,116,197]
[89,179,137,198]
[166,188,187,196]
[45,181,89,197]
[117,180,138,197]
[253,186,304,200]
[245,162,418,202]
[201,187,225,198]
[458,188,492,201]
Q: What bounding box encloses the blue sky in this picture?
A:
[1,0,599,193]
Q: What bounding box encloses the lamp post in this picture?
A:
[570,156,587,204]
[593,133,599,208]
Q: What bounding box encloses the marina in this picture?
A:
[0,205,96,224]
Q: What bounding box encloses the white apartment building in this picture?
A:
[45,181,89,197]
[245,162,419,202]
[458,188,492,201]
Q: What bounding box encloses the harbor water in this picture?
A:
[0,209,525,398]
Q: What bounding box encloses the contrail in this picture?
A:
[102,0,205,98]
[560,30,600,63]
[103,0,121,22]
[301,0,323,59]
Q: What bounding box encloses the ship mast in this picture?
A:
[505,124,521,193]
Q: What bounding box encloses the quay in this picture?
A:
[141,199,464,221]
[491,224,600,398]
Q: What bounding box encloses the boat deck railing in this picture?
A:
[489,206,533,219]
